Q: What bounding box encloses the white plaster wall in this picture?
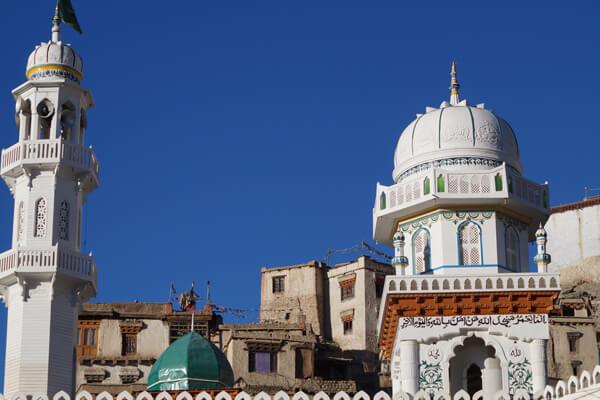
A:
[328,262,367,351]
[97,319,168,358]
[3,281,78,396]
[546,205,600,270]
[137,320,169,358]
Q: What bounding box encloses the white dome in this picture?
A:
[26,40,83,84]
[393,101,521,183]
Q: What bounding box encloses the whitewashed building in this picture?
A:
[375,64,561,398]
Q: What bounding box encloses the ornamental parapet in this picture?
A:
[1,139,99,187]
[382,272,560,296]
[0,246,97,286]
[373,163,549,244]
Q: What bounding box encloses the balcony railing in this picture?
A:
[0,139,99,178]
[0,247,96,280]
[383,272,560,295]
[376,164,548,215]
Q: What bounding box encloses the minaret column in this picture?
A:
[530,339,547,394]
[399,340,420,395]
[534,223,551,273]
[392,230,409,275]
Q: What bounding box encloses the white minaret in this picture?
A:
[534,223,551,273]
[0,9,98,397]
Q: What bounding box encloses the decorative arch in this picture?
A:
[60,101,76,142]
[458,221,482,265]
[505,226,520,271]
[412,228,431,274]
[437,174,445,192]
[36,99,54,139]
[495,173,503,191]
[442,333,509,375]
[423,177,431,195]
[34,197,48,238]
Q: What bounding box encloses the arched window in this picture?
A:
[34,198,48,238]
[79,108,87,145]
[459,221,481,265]
[16,201,24,242]
[16,99,32,140]
[495,173,503,191]
[437,174,445,192]
[36,99,54,140]
[423,177,431,195]
[60,102,76,142]
[413,229,431,273]
[59,201,70,240]
[505,227,519,271]
[379,192,386,210]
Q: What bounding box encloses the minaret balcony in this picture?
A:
[373,163,549,244]
[0,139,99,187]
[0,246,97,290]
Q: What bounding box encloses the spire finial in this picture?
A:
[449,61,460,105]
[52,2,61,42]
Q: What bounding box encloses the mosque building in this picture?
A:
[2,4,600,400]
[375,64,561,398]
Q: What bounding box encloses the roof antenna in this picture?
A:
[206,280,211,304]
[449,61,460,105]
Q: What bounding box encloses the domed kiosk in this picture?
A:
[147,332,234,391]
[376,64,560,398]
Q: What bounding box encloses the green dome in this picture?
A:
[147,332,234,391]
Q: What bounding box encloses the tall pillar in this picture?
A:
[400,340,420,395]
[530,339,547,394]
[482,357,502,398]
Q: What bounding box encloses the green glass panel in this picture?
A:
[380,193,386,210]
[495,174,503,191]
[423,177,431,195]
[437,175,445,192]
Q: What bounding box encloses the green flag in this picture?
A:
[57,0,82,34]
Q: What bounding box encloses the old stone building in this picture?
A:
[545,196,600,276]
[76,302,222,393]
[547,296,599,383]
[221,256,394,394]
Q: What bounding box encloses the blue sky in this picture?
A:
[0,0,599,383]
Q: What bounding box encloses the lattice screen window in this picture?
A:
[460,176,469,193]
[448,176,458,193]
[397,186,404,204]
[34,198,47,238]
[459,222,481,265]
[505,227,519,270]
[481,175,491,192]
[413,182,420,199]
[413,229,431,273]
[59,201,70,240]
[471,175,481,193]
[16,201,24,242]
